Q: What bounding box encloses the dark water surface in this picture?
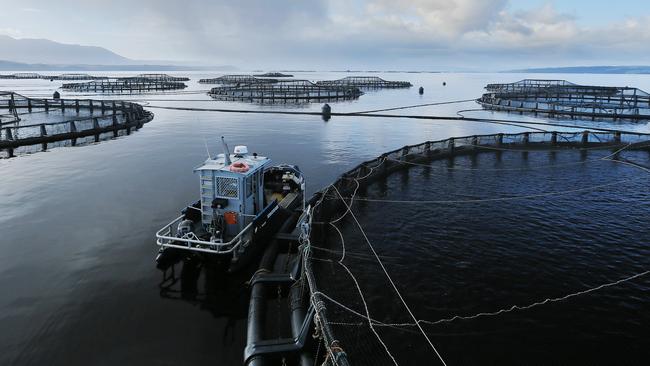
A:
[314,148,650,365]
[1,72,650,365]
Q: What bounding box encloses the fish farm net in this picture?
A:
[208,80,362,103]
[0,91,20,125]
[316,76,412,89]
[479,79,650,120]
[303,131,650,365]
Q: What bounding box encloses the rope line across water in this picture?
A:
[314,269,650,328]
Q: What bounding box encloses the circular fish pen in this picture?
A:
[0,92,153,157]
[61,79,187,93]
[124,73,190,82]
[208,79,362,103]
[55,73,109,81]
[479,79,650,120]
[316,76,412,89]
[302,131,650,365]
[198,74,278,85]
[0,72,47,80]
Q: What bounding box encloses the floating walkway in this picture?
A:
[121,73,190,82]
[316,76,412,89]
[0,73,47,80]
[479,79,650,120]
[0,73,189,83]
[0,92,153,157]
[254,72,293,77]
[301,130,650,365]
[208,79,362,103]
[198,75,278,85]
[0,73,108,80]
[55,73,109,80]
[61,79,187,93]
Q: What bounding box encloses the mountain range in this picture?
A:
[0,35,234,71]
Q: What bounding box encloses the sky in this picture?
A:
[0,0,649,70]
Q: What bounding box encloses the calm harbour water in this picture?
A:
[1,71,650,365]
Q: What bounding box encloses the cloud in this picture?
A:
[2,0,650,69]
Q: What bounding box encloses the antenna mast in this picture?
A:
[221,136,232,165]
[204,138,212,159]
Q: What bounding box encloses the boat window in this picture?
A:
[246,176,253,197]
[216,177,239,199]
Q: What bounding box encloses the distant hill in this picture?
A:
[0,35,237,71]
[508,66,650,74]
[0,35,133,65]
[0,59,237,72]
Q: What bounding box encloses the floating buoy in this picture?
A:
[322,103,331,121]
[418,87,424,95]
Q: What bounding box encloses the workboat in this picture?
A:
[155,137,305,272]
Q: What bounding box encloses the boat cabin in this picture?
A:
[195,146,270,241]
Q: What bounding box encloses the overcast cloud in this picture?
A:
[0,0,649,70]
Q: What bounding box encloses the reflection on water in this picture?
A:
[158,256,250,339]
[1,71,650,365]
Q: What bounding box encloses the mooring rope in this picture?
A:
[314,269,650,329]
[321,157,401,364]
[327,216,399,365]
[420,270,650,326]
[143,103,650,135]
[331,185,448,366]
[353,99,477,114]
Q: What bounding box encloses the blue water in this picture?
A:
[1,71,649,365]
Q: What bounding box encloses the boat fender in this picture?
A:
[230,161,250,173]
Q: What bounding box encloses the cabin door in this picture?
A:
[252,171,260,214]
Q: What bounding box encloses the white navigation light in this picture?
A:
[234,145,249,155]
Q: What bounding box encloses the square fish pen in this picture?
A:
[208,80,363,103]
[316,76,412,89]
[479,79,650,120]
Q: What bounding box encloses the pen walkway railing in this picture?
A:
[0,92,153,157]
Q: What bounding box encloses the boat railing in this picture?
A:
[155,215,254,254]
